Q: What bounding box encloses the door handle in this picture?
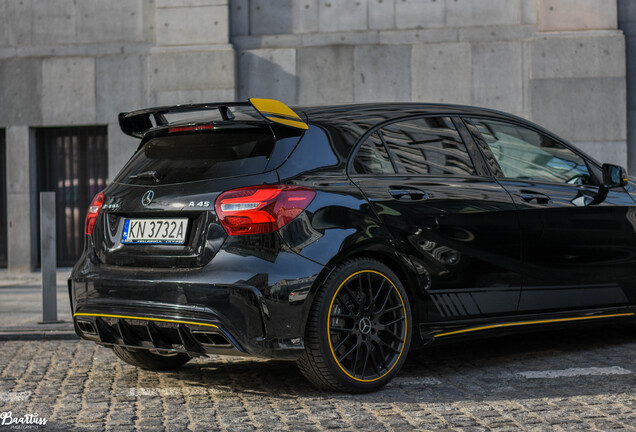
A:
[517,191,551,204]
[389,187,427,201]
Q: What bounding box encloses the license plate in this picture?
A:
[122,218,188,244]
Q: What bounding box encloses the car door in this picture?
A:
[463,116,636,313]
[349,115,522,322]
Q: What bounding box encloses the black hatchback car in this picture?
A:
[69,98,636,393]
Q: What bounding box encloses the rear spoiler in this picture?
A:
[118,98,308,138]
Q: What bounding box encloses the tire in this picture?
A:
[112,346,191,370]
[297,258,412,393]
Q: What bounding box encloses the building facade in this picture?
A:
[0,0,631,270]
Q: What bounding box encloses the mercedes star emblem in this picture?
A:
[358,317,372,335]
[141,190,154,207]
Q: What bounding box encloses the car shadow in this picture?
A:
[160,322,636,402]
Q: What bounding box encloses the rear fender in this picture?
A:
[292,235,426,339]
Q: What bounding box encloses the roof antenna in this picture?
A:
[219,105,235,121]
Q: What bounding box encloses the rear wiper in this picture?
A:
[129,170,164,183]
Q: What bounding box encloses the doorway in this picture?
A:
[36,127,108,266]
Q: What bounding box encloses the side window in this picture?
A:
[466,118,591,185]
[380,117,476,176]
[351,132,395,175]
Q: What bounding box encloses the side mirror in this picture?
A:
[602,163,628,188]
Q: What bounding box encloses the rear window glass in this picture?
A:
[351,132,395,175]
[380,117,476,176]
[116,128,280,185]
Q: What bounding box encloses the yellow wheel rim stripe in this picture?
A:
[327,270,407,383]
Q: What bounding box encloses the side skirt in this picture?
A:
[419,307,636,343]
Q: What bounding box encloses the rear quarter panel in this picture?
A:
[276,125,427,328]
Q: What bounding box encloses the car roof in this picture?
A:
[295,102,522,127]
[291,103,542,159]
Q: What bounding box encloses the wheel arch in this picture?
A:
[298,243,425,339]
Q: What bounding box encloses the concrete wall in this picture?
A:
[232,0,627,168]
[0,0,629,270]
[619,0,636,173]
[0,0,235,172]
[0,0,235,270]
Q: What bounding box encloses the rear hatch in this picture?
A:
[92,124,303,267]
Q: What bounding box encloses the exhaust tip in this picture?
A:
[76,319,97,336]
[192,331,232,347]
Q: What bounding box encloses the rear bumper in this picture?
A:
[69,245,327,360]
[72,310,247,358]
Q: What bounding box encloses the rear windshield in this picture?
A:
[115,127,295,185]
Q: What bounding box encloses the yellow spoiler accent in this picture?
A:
[249,98,308,130]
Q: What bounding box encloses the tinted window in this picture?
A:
[466,118,592,185]
[116,128,278,185]
[352,132,395,174]
[380,117,475,176]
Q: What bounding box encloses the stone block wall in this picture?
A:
[0,0,235,270]
[232,0,627,167]
[0,0,630,270]
[0,0,235,177]
[619,0,636,172]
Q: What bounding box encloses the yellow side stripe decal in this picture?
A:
[433,312,635,338]
[73,313,219,329]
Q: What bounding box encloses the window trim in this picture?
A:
[349,131,397,176]
[378,130,400,174]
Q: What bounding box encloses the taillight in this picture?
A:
[85,192,105,235]
[169,125,215,133]
[215,185,316,236]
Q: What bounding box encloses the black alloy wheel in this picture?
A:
[298,258,411,392]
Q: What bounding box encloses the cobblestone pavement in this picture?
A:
[1,324,636,431]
